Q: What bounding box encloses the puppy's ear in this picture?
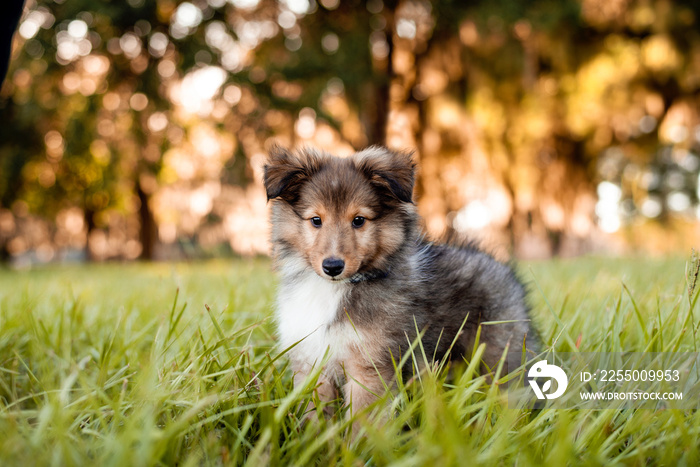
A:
[356,147,416,204]
[263,146,322,203]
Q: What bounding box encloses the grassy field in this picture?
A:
[1,256,699,465]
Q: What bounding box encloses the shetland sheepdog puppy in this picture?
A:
[263,146,538,420]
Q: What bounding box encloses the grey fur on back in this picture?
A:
[341,237,538,373]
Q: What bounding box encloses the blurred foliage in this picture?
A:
[0,0,699,263]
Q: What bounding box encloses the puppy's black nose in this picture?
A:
[322,258,345,277]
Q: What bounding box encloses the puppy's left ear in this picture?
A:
[263,146,322,203]
[356,147,416,204]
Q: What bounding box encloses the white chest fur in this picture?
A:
[276,268,360,376]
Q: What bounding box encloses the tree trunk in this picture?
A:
[136,179,156,261]
[370,31,392,146]
[84,207,97,261]
[0,241,9,263]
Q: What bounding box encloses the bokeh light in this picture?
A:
[1,0,700,266]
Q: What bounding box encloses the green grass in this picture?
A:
[1,256,699,465]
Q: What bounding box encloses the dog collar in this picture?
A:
[348,269,389,284]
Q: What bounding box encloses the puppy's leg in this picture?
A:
[342,358,393,435]
[294,368,337,421]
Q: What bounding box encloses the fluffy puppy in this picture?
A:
[263,146,538,418]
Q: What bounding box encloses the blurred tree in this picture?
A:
[1,0,227,260]
[1,0,699,262]
[385,0,700,255]
[246,0,397,147]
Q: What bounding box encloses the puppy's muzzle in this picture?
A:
[322,257,345,277]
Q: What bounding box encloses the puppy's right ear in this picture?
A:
[355,147,416,204]
[263,146,320,203]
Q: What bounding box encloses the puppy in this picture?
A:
[263,146,538,419]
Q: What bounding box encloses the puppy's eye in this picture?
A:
[310,217,322,228]
[352,216,366,228]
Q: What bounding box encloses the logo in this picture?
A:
[528,360,568,400]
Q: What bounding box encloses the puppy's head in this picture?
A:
[264,146,416,281]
